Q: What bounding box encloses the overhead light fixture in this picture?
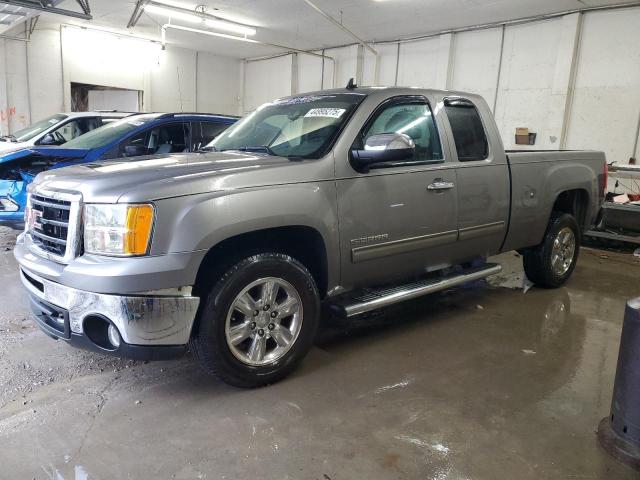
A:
[204,18,256,36]
[144,4,201,24]
[144,3,256,36]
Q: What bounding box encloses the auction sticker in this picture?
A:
[304,108,346,119]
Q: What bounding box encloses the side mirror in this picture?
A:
[350,133,415,172]
[39,133,58,146]
[123,145,149,157]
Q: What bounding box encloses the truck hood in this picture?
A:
[31,151,327,203]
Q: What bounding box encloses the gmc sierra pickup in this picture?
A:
[14,86,606,387]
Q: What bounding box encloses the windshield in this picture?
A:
[10,114,67,142]
[209,93,366,158]
[63,115,158,150]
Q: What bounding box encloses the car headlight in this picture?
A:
[0,196,19,212]
[84,204,155,256]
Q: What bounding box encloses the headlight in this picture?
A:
[84,204,155,256]
[0,196,19,212]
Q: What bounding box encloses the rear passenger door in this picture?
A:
[441,96,510,258]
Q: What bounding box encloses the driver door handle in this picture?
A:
[427,181,455,191]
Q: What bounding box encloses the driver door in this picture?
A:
[336,95,460,289]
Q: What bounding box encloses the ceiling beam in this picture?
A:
[301,0,377,55]
[0,9,27,17]
[126,0,149,28]
[0,0,92,20]
[75,0,90,15]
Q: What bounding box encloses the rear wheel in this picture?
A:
[523,212,580,288]
[190,253,320,387]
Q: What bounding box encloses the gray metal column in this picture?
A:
[598,297,640,471]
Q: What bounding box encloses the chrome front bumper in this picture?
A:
[19,268,200,346]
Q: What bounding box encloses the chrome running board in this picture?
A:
[332,263,502,317]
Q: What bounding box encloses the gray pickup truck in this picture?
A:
[14,86,606,387]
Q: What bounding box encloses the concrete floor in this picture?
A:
[1,225,639,480]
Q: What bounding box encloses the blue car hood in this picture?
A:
[0,147,90,164]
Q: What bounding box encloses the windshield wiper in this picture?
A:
[223,145,277,155]
[197,145,218,152]
[0,135,17,142]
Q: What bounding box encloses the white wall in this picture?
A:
[149,46,196,112]
[565,7,640,164]
[2,6,640,165]
[449,27,503,113]
[240,6,640,167]
[0,37,31,134]
[88,90,140,111]
[0,25,242,136]
[243,54,293,113]
[196,52,242,114]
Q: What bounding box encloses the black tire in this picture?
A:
[523,212,580,288]
[190,253,320,387]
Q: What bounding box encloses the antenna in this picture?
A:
[346,78,357,90]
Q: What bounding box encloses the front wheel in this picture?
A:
[190,253,320,387]
[523,212,580,288]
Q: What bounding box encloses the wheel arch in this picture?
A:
[551,188,591,232]
[193,225,330,301]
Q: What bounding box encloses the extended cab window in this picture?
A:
[358,98,443,164]
[444,98,488,161]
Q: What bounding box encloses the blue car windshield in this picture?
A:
[62,115,159,149]
[208,93,366,159]
[12,114,67,142]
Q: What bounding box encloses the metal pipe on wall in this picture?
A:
[492,25,505,114]
[559,13,584,150]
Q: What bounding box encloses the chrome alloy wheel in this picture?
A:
[225,277,303,366]
[551,227,576,277]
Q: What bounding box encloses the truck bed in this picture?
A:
[501,149,606,252]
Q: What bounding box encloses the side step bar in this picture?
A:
[585,229,640,245]
[331,263,502,317]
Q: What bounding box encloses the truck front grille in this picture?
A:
[30,194,71,257]
[27,189,81,263]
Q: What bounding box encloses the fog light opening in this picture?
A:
[83,315,122,351]
[108,324,121,349]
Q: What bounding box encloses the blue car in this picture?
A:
[0,112,237,223]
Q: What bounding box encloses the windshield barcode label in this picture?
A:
[305,108,346,119]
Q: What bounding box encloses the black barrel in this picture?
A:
[598,298,640,470]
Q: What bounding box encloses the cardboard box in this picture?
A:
[515,127,536,145]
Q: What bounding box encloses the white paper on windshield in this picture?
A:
[304,108,346,119]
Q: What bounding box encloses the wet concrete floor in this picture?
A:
[0,225,639,479]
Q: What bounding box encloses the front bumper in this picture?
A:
[19,267,200,359]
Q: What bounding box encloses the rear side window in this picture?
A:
[191,121,229,151]
[444,98,488,161]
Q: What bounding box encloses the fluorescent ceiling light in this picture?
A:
[153,0,198,9]
[144,4,256,36]
[204,18,256,36]
[144,4,201,23]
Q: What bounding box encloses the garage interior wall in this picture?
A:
[242,5,640,166]
[1,5,639,166]
[0,24,243,136]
